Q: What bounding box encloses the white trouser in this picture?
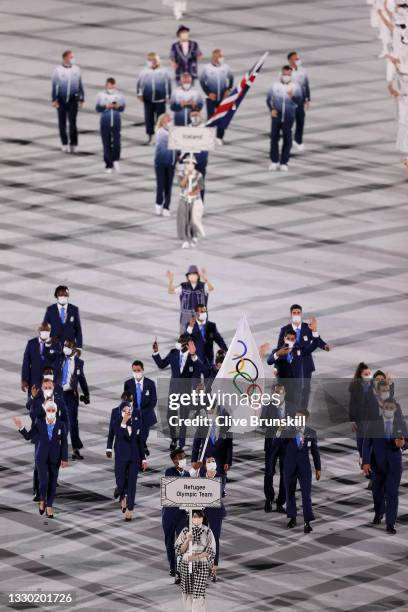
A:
[182,595,206,612]
[191,198,205,237]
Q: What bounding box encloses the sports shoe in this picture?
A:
[155,205,162,216]
[162,208,171,217]
[293,142,305,153]
[105,168,113,174]
[61,145,69,153]
[113,161,120,172]
[269,162,279,171]
[280,164,289,172]
[181,241,190,249]
[216,138,224,146]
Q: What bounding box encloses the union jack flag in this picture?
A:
[205,51,268,131]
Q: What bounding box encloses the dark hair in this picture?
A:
[373,370,386,379]
[287,51,297,60]
[192,509,204,517]
[382,399,397,409]
[54,285,69,297]
[290,304,302,312]
[177,25,190,35]
[284,329,296,337]
[42,367,53,375]
[353,362,369,380]
[282,64,293,72]
[106,77,116,85]
[121,391,133,402]
[194,303,206,311]
[179,333,191,344]
[62,50,72,59]
[132,360,144,369]
[170,447,185,460]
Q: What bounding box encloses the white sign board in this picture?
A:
[168,126,216,152]
[161,477,222,508]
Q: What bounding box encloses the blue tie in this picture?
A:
[60,306,66,324]
[296,432,301,448]
[40,341,44,357]
[295,328,301,344]
[62,357,70,385]
[179,351,183,372]
[385,420,392,440]
[199,325,205,340]
[136,383,142,410]
[287,351,293,364]
[47,423,54,440]
[210,423,217,445]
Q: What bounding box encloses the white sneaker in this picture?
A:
[294,142,305,153]
[216,138,224,146]
[269,162,279,171]
[181,241,190,249]
[113,161,120,172]
[105,168,113,174]
[190,238,198,247]
[155,204,162,216]
[61,145,69,153]
[70,145,77,153]
[162,208,171,217]
[280,164,289,172]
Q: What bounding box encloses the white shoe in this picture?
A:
[162,208,171,217]
[216,138,224,146]
[269,162,279,171]
[181,241,190,249]
[280,164,289,172]
[378,51,386,59]
[113,161,120,172]
[105,168,113,174]
[293,142,305,153]
[70,145,77,153]
[61,145,69,153]
[190,238,198,247]
[155,205,162,216]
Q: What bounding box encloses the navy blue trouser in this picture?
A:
[264,445,286,506]
[372,460,401,525]
[100,116,121,168]
[162,510,187,571]
[208,517,222,565]
[206,98,224,139]
[37,459,59,506]
[57,99,78,146]
[144,100,166,136]
[115,459,139,511]
[294,104,305,145]
[270,116,294,165]
[64,390,83,451]
[284,461,314,522]
[155,163,175,209]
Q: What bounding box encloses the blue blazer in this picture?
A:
[153,349,209,379]
[267,337,318,379]
[112,417,146,465]
[21,337,62,388]
[186,321,227,366]
[123,377,157,427]
[57,355,89,398]
[27,391,68,423]
[19,418,68,463]
[362,416,408,469]
[191,432,233,466]
[43,303,83,348]
[269,426,321,472]
[162,466,190,520]
[275,322,326,377]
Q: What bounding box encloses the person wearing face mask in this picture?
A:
[166,266,214,332]
[51,50,84,153]
[287,51,311,153]
[177,156,205,248]
[263,383,292,514]
[185,111,208,202]
[106,400,148,521]
[266,65,303,171]
[198,461,226,582]
[123,360,157,456]
[162,448,195,583]
[95,78,126,174]
[57,341,89,460]
[43,285,83,348]
[153,333,209,450]
[268,411,321,533]
[21,323,61,395]
[186,304,227,369]
[349,362,374,464]
[13,405,69,518]
[170,25,202,84]
[363,376,398,423]
[362,399,408,534]
[170,72,204,126]
[137,53,172,145]
[199,48,234,145]
[154,113,179,216]
[175,509,216,611]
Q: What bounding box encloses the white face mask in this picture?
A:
[147,60,154,68]
[134,371,143,381]
[218,56,224,64]
[292,314,301,324]
[175,342,182,351]
[40,330,50,341]
[286,340,295,349]
[63,346,73,356]
[46,413,57,423]
[296,59,302,67]
[107,88,115,94]
[181,82,191,90]
[379,392,389,401]
[70,57,76,65]
[58,296,68,306]
[43,389,53,398]
[166,120,173,129]
[281,75,291,84]
[197,312,207,323]
[206,462,216,472]
[383,409,395,420]
[178,458,187,469]
[361,374,371,382]
[191,116,201,126]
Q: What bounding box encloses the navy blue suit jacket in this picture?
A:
[21,337,62,388]
[43,303,83,348]
[275,322,326,377]
[162,466,190,519]
[269,426,321,471]
[186,321,227,365]
[57,356,89,398]
[362,416,408,468]
[20,418,68,463]
[267,337,318,379]
[123,377,157,427]
[27,390,68,423]
[112,417,146,465]
[191,432,233,466]
[152,349,209,379]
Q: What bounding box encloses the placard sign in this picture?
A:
[160,477,222,508]
[168,126,216,152]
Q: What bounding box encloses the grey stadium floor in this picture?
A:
[1,0,408,611]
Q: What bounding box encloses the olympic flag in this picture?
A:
[211,314,265,433]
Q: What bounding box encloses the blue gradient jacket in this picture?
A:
[199,62,234,101]
[170,86,204,126]
[95,90,126,127]
[51,64,84,103]
[292,67,311,102]
[266,80,302,122]
[154,126,178,166]
[137,67,172,102]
